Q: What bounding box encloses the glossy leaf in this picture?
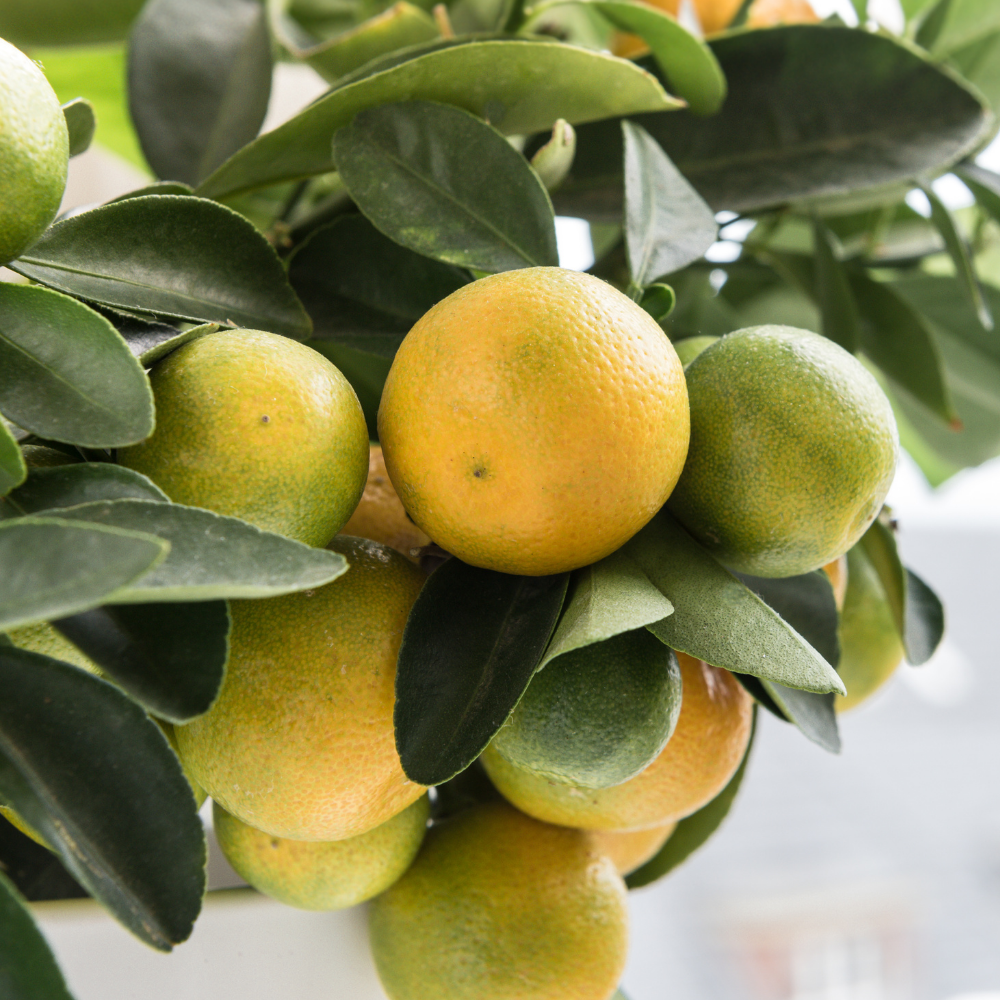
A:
[136,323,219,367]
[0,871,74,1000]
[52,600,229,723]
[129,0,273,185]
[12,197,312,339]
[334,101,559,272]
[622,120,716,286]
[46,499,349,602]
[0,646,205,949]
[639,283,676,322]
[288,214,469,356]
[918,180,992,330]
[0,518,168,632]
[626,708,756,888]
[395,559,569,785]
[760,681,840,753]
[63,97,96,157]
[0,421,26,498]
[196,38,679,199]
[0,464,168,522]
[626,511,845,694]
[0,284,154,449]
[538,546,674,671]
[811,217,859,352]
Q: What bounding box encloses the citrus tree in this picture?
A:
[0,0,995,994]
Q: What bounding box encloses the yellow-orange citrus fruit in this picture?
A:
[667,326,898,578]
[176,537,427,840]
[0,37,68,264]
[746,0,820,27]
[339,444,430,562]
[119,329,368,548]
[369,801,629,1000]
[213,796,429,910]
[589,822,676,876]
[378,268,689,576]
[482,653,753,830]
[823,554,848,611]
[610,0,742,55]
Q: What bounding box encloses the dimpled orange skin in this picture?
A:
[588,822,676,876]
[176,537,427,841]
[119,329,369,548]
[369,802,629,1000]
[378,268,690,577]
[482,653,752,831]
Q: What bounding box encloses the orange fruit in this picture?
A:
[481,652,753,830]
[369,801,629,1000]
[378,267,689,576]
[823,555,848,611]
[589,822,676,876]
[746,0,820,27]
[339,444,430,562]
[176,537,427,840]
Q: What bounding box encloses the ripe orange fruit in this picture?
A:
[378,268,689,576]
[667,326,898,578]
[339,444,431,562]
[213,796,429,910]
[176,537,427,840]
[369,801,629,1000]
[746,0,820,27]
[589,822,676,875]
[481,652,753,830]
[119,330,369,548]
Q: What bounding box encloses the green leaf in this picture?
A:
[52,600,229,723]
[0,871,74,1000]
[95,307,221,367]
[128,0,273,186]
[108,182,196,202]
[639,283,676,322]
[923,0,1000,55]
[622,120,716,286]
[11,197,312,339]
[947,31,1000,112]
[530,119,576,193]
[811,217,860,352]
[0,518,168,632]
[306,340,391,439]
[0,464,168,522]
[859,515,906,641]
[0,284,155,449]
[956,161,1000,220]
[918,180,993,330]
[849,272,958,425]
[538,547,674,671]
[288,214,469,355]
[626,707,755,888]
[915,0,953,49]
[626,511,846,694]
[0,646,205,949]
[0,421,26,498]
[62,97,96,158]
[45,499,349,603]
[334,101,559,272]
[137,323,220,367]
[394,560,569,785]
[760,681,839,752]
[196,38,680,200]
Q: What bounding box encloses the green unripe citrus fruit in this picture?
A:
[369,801,629,1000]
[119,330,369,548]
[667,325,898,578]
[491,628,682,789]
[0,37,68,264]
[213,796,429,910]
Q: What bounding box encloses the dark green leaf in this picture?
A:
[62,97,96,158]
[46,499,349,602]
[622,120,716,286]
[108,182,195,202]
[919,180,992,330]
[288,214,469,355]
[52,600,229,723]
[904,567,945,665]
[626,511,845,694]
[626,707,755,888]
[0,646,205,949]
[334,101,558,272]
[0,871,74,1000]
[196,38,680,200]
[12,197,312,339]
[0,421,26,498]
[0,284,154,449]
[956,161,1000,221]
[94,308,220,366]
[395,560,569,785]
[128,0,273,185]
[0,464,168,522]
[0,518,168,632]
[639,283,676,322]
[811,217,859,352]
[760,681,839,752]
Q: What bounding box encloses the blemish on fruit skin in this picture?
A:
[261,415,270,423]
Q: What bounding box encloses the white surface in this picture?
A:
[886,451,1000,531]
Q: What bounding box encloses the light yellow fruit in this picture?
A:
[482,653,753,831]
[378,267,689,576]
[589,822,676,876]
[176,537,427,841]
[369,801,629,1000]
